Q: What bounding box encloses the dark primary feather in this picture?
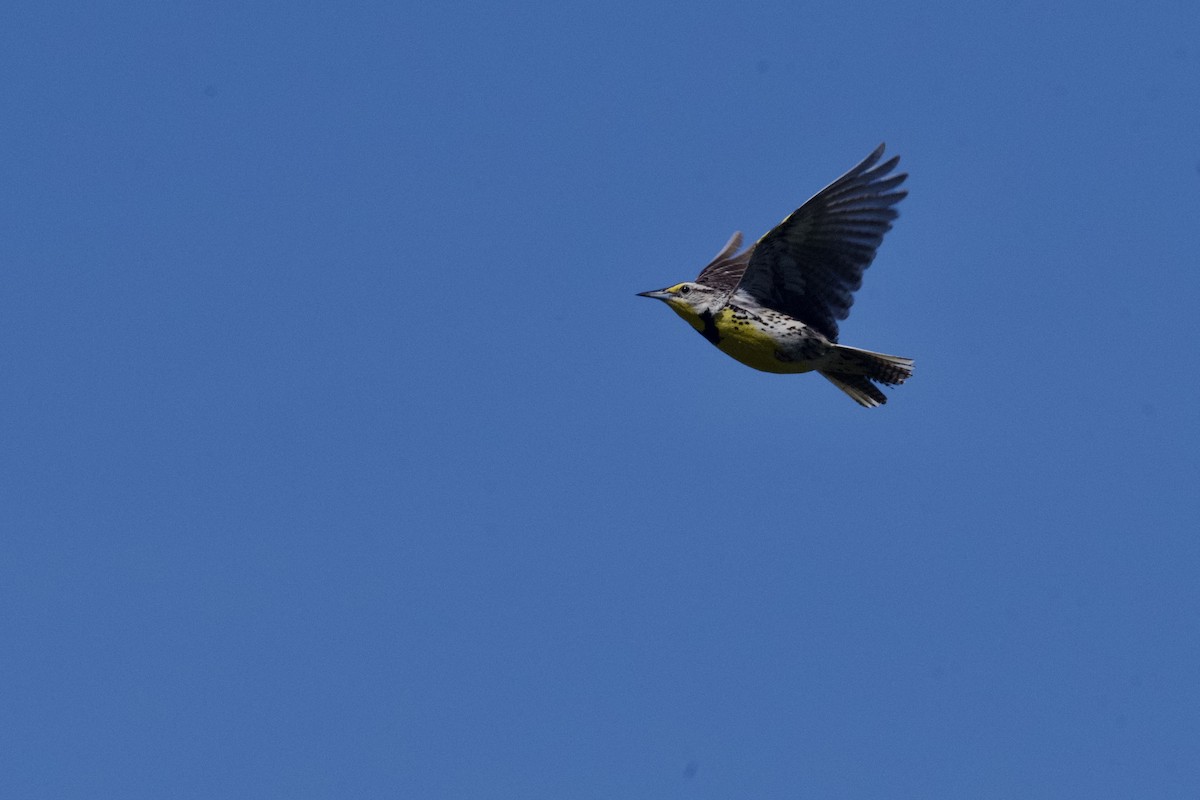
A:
[707,144,907,342]
[694,231,753,294]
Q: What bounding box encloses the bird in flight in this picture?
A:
[638,144,913,407]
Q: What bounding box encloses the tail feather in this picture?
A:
[819,345,914,408]
[821,372,890,407]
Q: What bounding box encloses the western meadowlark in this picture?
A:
[638,144,913,407]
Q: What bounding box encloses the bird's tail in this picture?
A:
[819,345,914,408]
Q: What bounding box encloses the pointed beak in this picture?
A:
[637,289,671,300]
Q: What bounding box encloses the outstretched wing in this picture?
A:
[693,231,754,294]
[735,144,907,342]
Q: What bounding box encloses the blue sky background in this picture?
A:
[3,1,1199,797]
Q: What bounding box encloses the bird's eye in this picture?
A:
[680,285,691,295]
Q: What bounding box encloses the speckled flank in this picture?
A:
[711,305,831,374]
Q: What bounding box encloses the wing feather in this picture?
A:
[693,231,754,294]
[735,144,908,341]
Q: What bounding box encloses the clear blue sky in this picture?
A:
[3,1,1199,797]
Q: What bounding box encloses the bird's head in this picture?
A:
[637,282,724,330]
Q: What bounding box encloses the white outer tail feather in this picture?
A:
[819,345,914,408]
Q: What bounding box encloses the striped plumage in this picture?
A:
[638,144,913,407]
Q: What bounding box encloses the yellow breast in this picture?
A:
[663,300,817,374]
[712,308,812,374]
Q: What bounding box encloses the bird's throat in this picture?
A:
[667,301,721,344]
